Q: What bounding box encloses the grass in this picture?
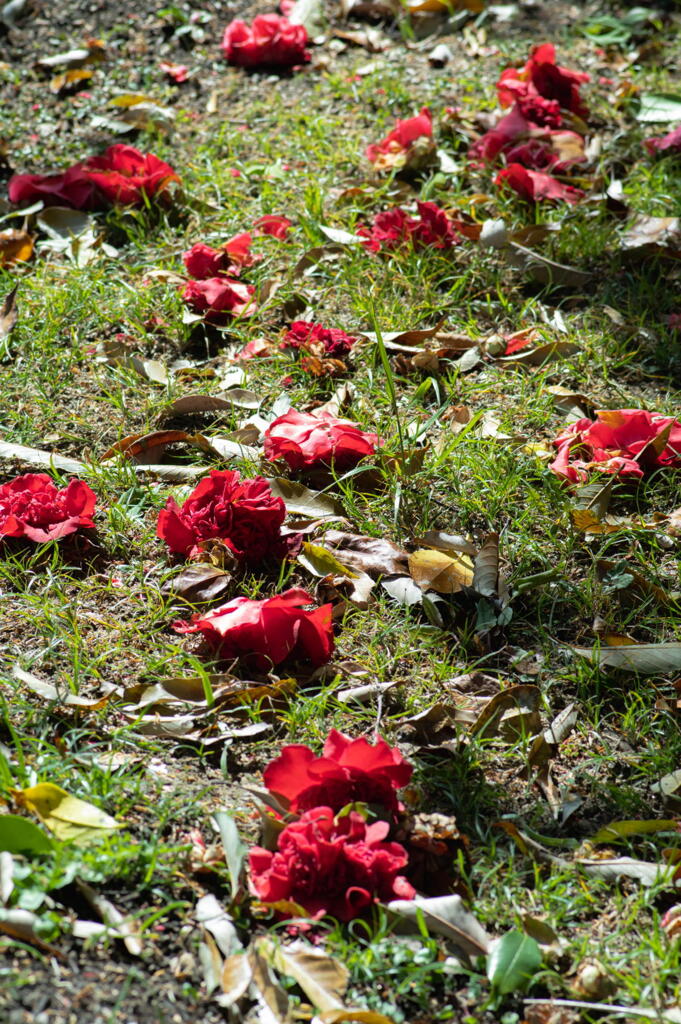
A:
[2,0,681,1020]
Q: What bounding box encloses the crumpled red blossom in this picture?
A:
[8,145,180,210]
[365,107,434,173]
[222,14,309,70]
[359,201,459,253]
[182,233,254,278]
[497,43,590,120]
[550,409,681,483]
[282,321,357,358]
[0,473,97,543]
[645,125,681,157]
[173,587,334,669]
[182,277,256,321]
[264,410,379,471]
[157,469,286,562]
[263,729,413,817]
[254,214,292,239]
[249,806,415,921]
[495,163,584,204]
[470,105,585,172]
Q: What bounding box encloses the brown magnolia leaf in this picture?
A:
[161,564,233,604]
[323,530,408,577]
[498,341,580,367]
[0,285,18,341]
[49,68,93,94]
[333,27,390,53]
[359,320,446,352]
[470,684,542,739]
[0,230,33,266]
[621,215,681,253]
[386,894,491,957]
[572,642,681,674]
[528,703,579,768]
[505,243,592,287]
[415,531,477,557]
[101,429,220,464]
[408,548,474,594]
[266,478,344,519]
[259,937,348,1012]
[165,391,260,416]
[473,533,500,597]
[0,439,205,482]
[13,666,114,710]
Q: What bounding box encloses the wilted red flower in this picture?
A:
[249,806,415,920]
[645,125,681,157]
[359,201,459,253]
[222,14,309,70]
[495,163,584,204]
[160,60,189,83]
[81,144,180,206]
[157,469,286,562]
[264,410,379,470]
[8,163,99,210]
[365,107,434,172]
[264,729,413,816]
[470,105,584,172]
[182,277,256,320]
[550,409,681,483]
[254,214,292,239]
[0,473,97,543]
[182,233,254,279]
[283,321,357,358]
[173,587,334,669]
[498,43,590,120]
[516,94,563,129]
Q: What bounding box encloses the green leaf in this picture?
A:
[590,819,679,846]
[0,815,54,855]
[635,93,681,123]
[213,810,247,900]
[487,930,542,995]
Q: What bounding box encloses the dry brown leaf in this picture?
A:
[50,68,93,94]
[408,548,474,594]
[0,230,33,266]
[323,531,408,577]
[0,285,18,341]
[621,215,681,253]
[161,564,233,604]
[101,429,220,464]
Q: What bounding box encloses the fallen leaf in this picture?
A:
[415,530,477,557]
[164,391,261,416]
[75,878,142,956]
[487,929,541,995]
[266,478,344,519]
[386,894,491,958]
[323,531,408,577]
[571,642,681,674]
[621,215,681,253]
[101,429,219,464]
[36,41,106,71]
[259,938,348,1012]
[12,782,123,843]
[0,285,18,342]
[212,812,248,902]
[196,893,241,957]
[13,666,113,710]
[505,243,592,287]
[408,548,474,593]
[590,819,679,846]
[0,908,64,957]
[49,68,93,94]
[635,93,681,123]
[297,542,358,579]
[0,815,53,855]
[161,564,232,604]
[0,229,33,266]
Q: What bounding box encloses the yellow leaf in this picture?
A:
[408,549,474,594]
[12,783,123,843]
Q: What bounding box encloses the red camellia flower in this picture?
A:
[550,409,681,483]
[359,201,459,253]
[80,144,180,206]
[182,233,254,279]
[0,473,97,543]
[264,410,379,471]
[254,214,292,239]
[157,469,286,562]
[283,321,358,358]
[365,107,435,172]
[222,14,309,70]
[470,105,585,172]
[181,277,256,320]
[8,163,99,210]
[160,60,189,83]
[249,806,416,921]
[495,163,584,205]
[497,43,590,120]
[173,587,334,669]
[263,729,413,816]
[645,125,681,157]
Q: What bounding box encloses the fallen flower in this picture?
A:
[550,408,681,483]
[495,163,585,204]
[182,277,256,320]
[497,43,590,120]
[173,588,334,669]
[365,107,435,173]
[359,201,459,253]
[0,473,97,543]
[470,104,585,172]
[8,163,98,210]
[80,144,180,206]
[263,409,380,470]
[249,806,415,920]
[282,321,358,358]
[222,14,309,70]
[263,729,413,816]
[645,125,681,157]
[157,469,286,562]
[254,214,292,239]
[182,233,254,278]
[160,60,189,83]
